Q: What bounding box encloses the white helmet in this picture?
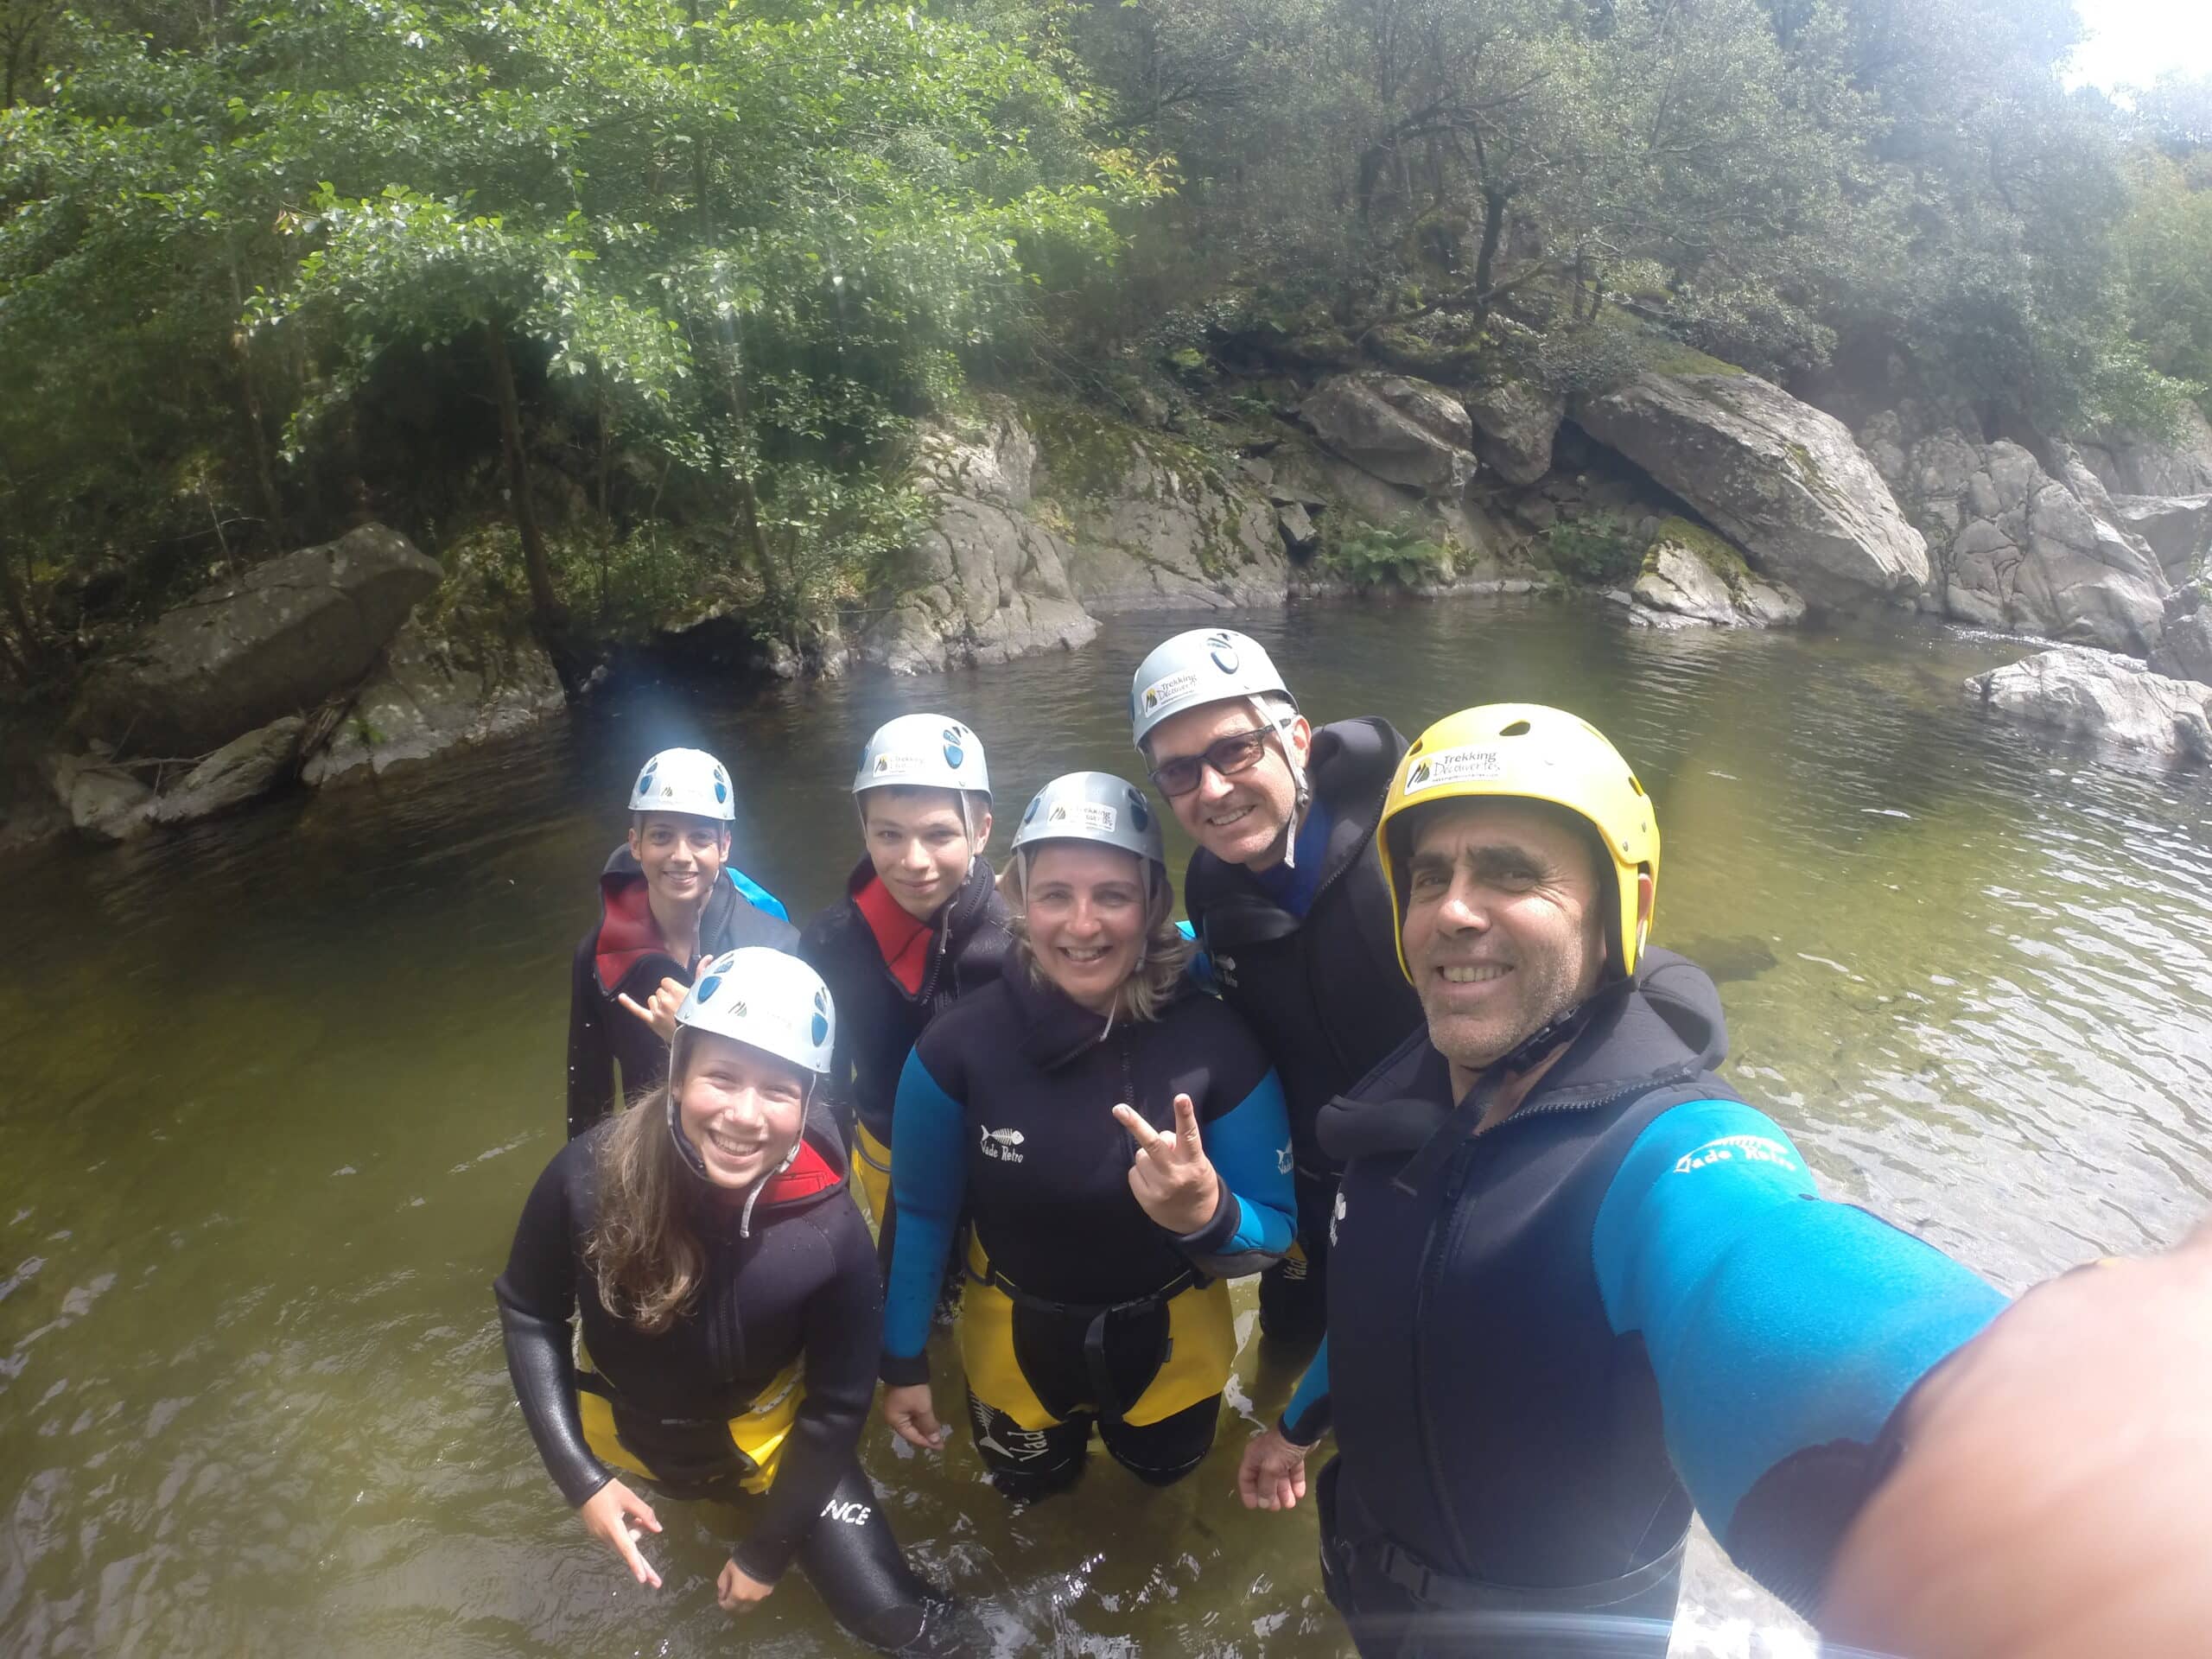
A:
[629,747,735,822]
[673,946,835,1080]
[852,714,990,799]
[1130,627,1295,750]
[1009,771,1166,873]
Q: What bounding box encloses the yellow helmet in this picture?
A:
[1376,703,1660,982]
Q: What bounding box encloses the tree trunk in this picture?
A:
[1474,187,1511,301]
[485,315,579,693]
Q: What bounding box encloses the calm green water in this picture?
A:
[3,599,2209,1658]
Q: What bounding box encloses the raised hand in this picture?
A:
[1112,1093,1221,1236]
[616,974,688,1044]
[576,1478,663,1588]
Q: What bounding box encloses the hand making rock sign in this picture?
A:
[1112,1094,1221,1236]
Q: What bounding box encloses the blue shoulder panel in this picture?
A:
[726,866,789,923]
[1593,1099,2007,1544]
[1199,1071,1296,1256]
[882,1051,969,1360]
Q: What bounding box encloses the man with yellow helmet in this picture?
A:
[1236,704,2010,1654]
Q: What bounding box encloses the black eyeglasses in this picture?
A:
[1147,728,1272,798]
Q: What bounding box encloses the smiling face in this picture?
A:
[627,812,731,910]
[1400,798,1611,1094]
[673,1030,809,1193]
[1021,842,1150,1014]
[1145,700,1311,870]
[860,786,989,921]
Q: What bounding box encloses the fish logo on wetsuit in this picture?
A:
[979,1125,1027,1163]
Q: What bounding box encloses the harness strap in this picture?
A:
[966,1259,1196,1425]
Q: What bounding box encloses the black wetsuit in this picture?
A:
[1181,716,1423,1343]
[881,968,1296,1497]
[1284,950,2007,1656]
[495,1106,930,1649]
[797,855,1012,1253]
[564,846,797,1140]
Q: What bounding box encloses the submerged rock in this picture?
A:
[1965,647,2212,763]
[44,751,156,842]
[71,524,440,756]
[1575,372,1928,609]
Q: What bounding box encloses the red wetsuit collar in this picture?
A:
[594,874,671,995]
[760,1138,840,1204]
[854,874,934,995]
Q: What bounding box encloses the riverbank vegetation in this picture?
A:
[3,0,2209,693]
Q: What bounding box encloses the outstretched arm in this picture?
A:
[880,1049,968,1385]
[1593,1098,2007,1615]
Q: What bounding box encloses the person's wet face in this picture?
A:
[860,786,989,922]
[1022,842,1149,1014]
[1401,798,1608,1094]
[674,1031,808,1192]
[1146,701,1310,870]
[627,812,730,910]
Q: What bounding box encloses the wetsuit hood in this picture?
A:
[670,1097,853,1236]
[592,843,750,996]
[1316,946,1727,1164]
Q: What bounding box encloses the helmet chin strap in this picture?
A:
[1389,976,1635,1198]
[1253,696,1313,871]
[666,1071,813,1237]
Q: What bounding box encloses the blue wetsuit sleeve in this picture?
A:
[1281,1335,1332,1446]
[1176,919,1220,996]
[726,866,790,924]
[1594,1099,2007,1607]
[1176,1069,1296,1277]
[880,1049,967,1386]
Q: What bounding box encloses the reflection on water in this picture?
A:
[3,598,2209,1656]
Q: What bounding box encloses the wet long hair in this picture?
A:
[585,1071,705,1336]
[999,851,1192,1023]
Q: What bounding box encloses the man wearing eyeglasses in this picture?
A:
[1130,628,1426,1348]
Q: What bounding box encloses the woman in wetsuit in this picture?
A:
[498,948,932,1649]
[877,771,1298,1498]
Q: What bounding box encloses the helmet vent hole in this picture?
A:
[1500,720,1532,736]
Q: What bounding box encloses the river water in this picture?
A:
[3,598,2209,1658]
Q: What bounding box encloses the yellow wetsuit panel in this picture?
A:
[575,1358,805,1497]
[851,1122,893,1234]
[957,1236,1235,1431]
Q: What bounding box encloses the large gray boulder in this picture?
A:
[2074,404,2212,498]
[302,621,565,785]
[1301,373,1478,494]
[2152,585,2212,685]
[1890,431,2168,656]
[1056,443,1288,612]
[1966,646,2212,762]
[71,524,441,756]
[2109,494,2212,582]
[863,413,1099,675]
[1630,518,1806,630]
[1462,381,1565,486]
[1574,372,1929,609]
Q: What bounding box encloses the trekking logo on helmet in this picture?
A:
[1402,745,1505,794]
[942,726,966,770]
[1140,669,1198,713]
[811,988,830,1046]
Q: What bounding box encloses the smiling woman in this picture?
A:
[875,770,1298,1507]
